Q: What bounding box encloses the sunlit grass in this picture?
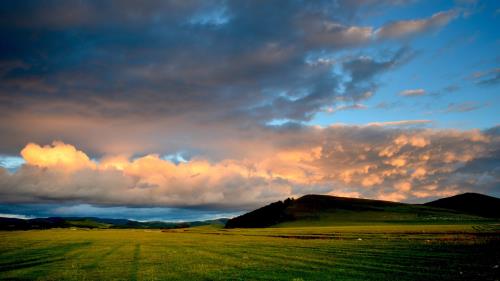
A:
[0,223,498,280]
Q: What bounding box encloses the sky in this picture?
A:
[0,0,498,221]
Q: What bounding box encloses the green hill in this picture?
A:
[225,193,497,228]
[424,192,500,218]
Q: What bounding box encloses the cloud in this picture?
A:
[0,2,457,157]
[376,10,459,39]
[365,120,432,127]
[0,125,498,208]
[326,103,367,113]
[339,48,413,101]
[469,68,500,86]
[0,2,497,212]
[0,203,241,221]
[300,20,375,48]
[378,192,407,202]
[444,102,487,113]
[1,141,299,207]
[0,213,33,219]
[442,84,460,94]
[21,141,96,171]
[399,88,426,97]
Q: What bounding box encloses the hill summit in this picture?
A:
[424,192,500,218]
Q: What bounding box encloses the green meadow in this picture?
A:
[0,223,498,281]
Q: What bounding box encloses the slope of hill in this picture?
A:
[225,193,497,228]
[0,216,229,231]
[424,192,500,218]
[225,199,295,228]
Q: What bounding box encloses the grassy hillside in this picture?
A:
[226,194,497,228]
[425,192,500,218]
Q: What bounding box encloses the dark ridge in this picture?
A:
[225,195,402,228]
[225,198,295,228]
[0,217,68,230]
[424,192,500,218]
[226,194,405,228]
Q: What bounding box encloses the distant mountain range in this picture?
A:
[0,216,228,231]
[225,193,500,228]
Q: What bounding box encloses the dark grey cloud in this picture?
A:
[0,0,441,157]
[340,48,414,101]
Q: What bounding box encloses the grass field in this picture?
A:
[0,224,499,281]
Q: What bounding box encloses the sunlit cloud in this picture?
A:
[365,120,432,127]
[375,10,459,39]
[399,89,426,97]
[0,124,497,208]
[326,103,368,113]
[21,141,96,171]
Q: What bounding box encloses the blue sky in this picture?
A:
[0,1,498,221]
[309,0,499,129]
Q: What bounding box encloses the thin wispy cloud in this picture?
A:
[445,102,487,113]
[399,89,426,97]
[326,103,368,113]
[375,10,459,39]
[365,120,432,127]
[469,68,500,86]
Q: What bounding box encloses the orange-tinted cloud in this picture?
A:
[21,141,96,171]
[0,125,498,208]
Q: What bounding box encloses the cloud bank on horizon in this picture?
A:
[0,0,498,216]
[1,125,498,208]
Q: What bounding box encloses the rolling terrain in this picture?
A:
[225,193,499,228]
[0,193,498,280]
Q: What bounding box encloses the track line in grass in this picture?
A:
[0,241,45,257]
[82,242,125,269]
[0,256,67,272]
[0,241,93,280]
[192,243,336,274]
[185,246,326,279]
[131,243,141,281]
